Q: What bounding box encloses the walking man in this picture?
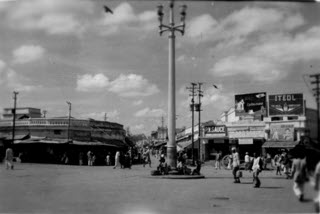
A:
[5,147,14,170]
[244,152,250,170]
[143,147,151,168]
[113,150,120,169]
[292,156,308,201]
[252,153,263,188]
[231,147,240,183]
[215,151,221,170]
[87,151,92,166]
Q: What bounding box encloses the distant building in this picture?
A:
[151,126,168,149]
[0,108,130,165]
[3,107,42,119]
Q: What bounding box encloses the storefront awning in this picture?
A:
[154,141,167,147]
[262,141,299,148]
[14,137,126,148]
[177,140,192,149]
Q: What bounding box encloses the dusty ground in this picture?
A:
[0,159,316,214]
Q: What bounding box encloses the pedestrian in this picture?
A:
[106,153,110,166]
[244,152,250,170]
[227,153,232,170]
[61,152,69,164]
[314,160,320,213]
[282,152,291,179]
[231,147,241,183]
[113,150,120,169]
[291,156,308,202]
[87,150,92,166]
[143,147,151,168]
[128,148,132,166]
[215,151,221,170]
[274,153,282,175]
[177,152,186,173]
[79,152,84,166]
[252,153,263,188]
[5,147,14,170]
[92,153,96,166]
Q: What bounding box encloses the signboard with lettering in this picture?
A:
[235,92,267,117]
[270,124,294,141]
[204,125,226,138]
[228,130,265,139]
[269,93,304,116]
[228,126,265,138]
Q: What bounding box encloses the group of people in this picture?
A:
[113,149,132,169]
[229,148,264,187]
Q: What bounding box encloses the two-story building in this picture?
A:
[0,107,129,165]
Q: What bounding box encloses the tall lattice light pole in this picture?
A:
[157,1,187,170]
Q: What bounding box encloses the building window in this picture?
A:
[288,116,298,120]
[271,117,283,121]
[54,130,62,135]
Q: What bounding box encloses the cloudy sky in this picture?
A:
[0,0,319,135]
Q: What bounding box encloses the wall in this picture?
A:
[305,108,318,141]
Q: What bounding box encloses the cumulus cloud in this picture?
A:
[0,59,7,85]
[0,59,6,71]
[76,73,159,97]
[6,0,93,35]
[13,45,45,64]
[81,110,120,121]
[76,73,109,92]
[109,74,159,97]
[133,100,143,106]
[134,107,165,118]
[186,7,305,44]
[99,2,157,35]
[6,69,39,91]
[212,26,320,82]
[131,124,145,132]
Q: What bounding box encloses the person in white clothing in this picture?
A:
[5,147,14,170]
[244,152,250,170]
[231,147,240,183]
[113,151,120,169]
[314,161,320,213]
[252,153,263,188]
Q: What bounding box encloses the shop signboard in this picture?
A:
[235,92,267,117]
[270,124,294,141]
[269,93,304,116]
[228,126,265,139]
[204,125,226,138]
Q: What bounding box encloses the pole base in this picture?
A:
[168,169,180,175]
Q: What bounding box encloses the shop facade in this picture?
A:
[202,122,228,161]
[226,120,266,159]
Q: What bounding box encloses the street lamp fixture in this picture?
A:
[157,2,187,36]
[157,5,164,27]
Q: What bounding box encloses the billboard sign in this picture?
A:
[235,92,267,116]
[269,93,304,116]
[270,124,294,141]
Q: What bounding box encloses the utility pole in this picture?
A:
[161,115,165,141]
[104,112,107,121]
[197,83,203,161]
[42,110,47,118]
[12,91,18,145]
[66,101,72,143]
[186,82,197,164]
[310,74,320,143]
